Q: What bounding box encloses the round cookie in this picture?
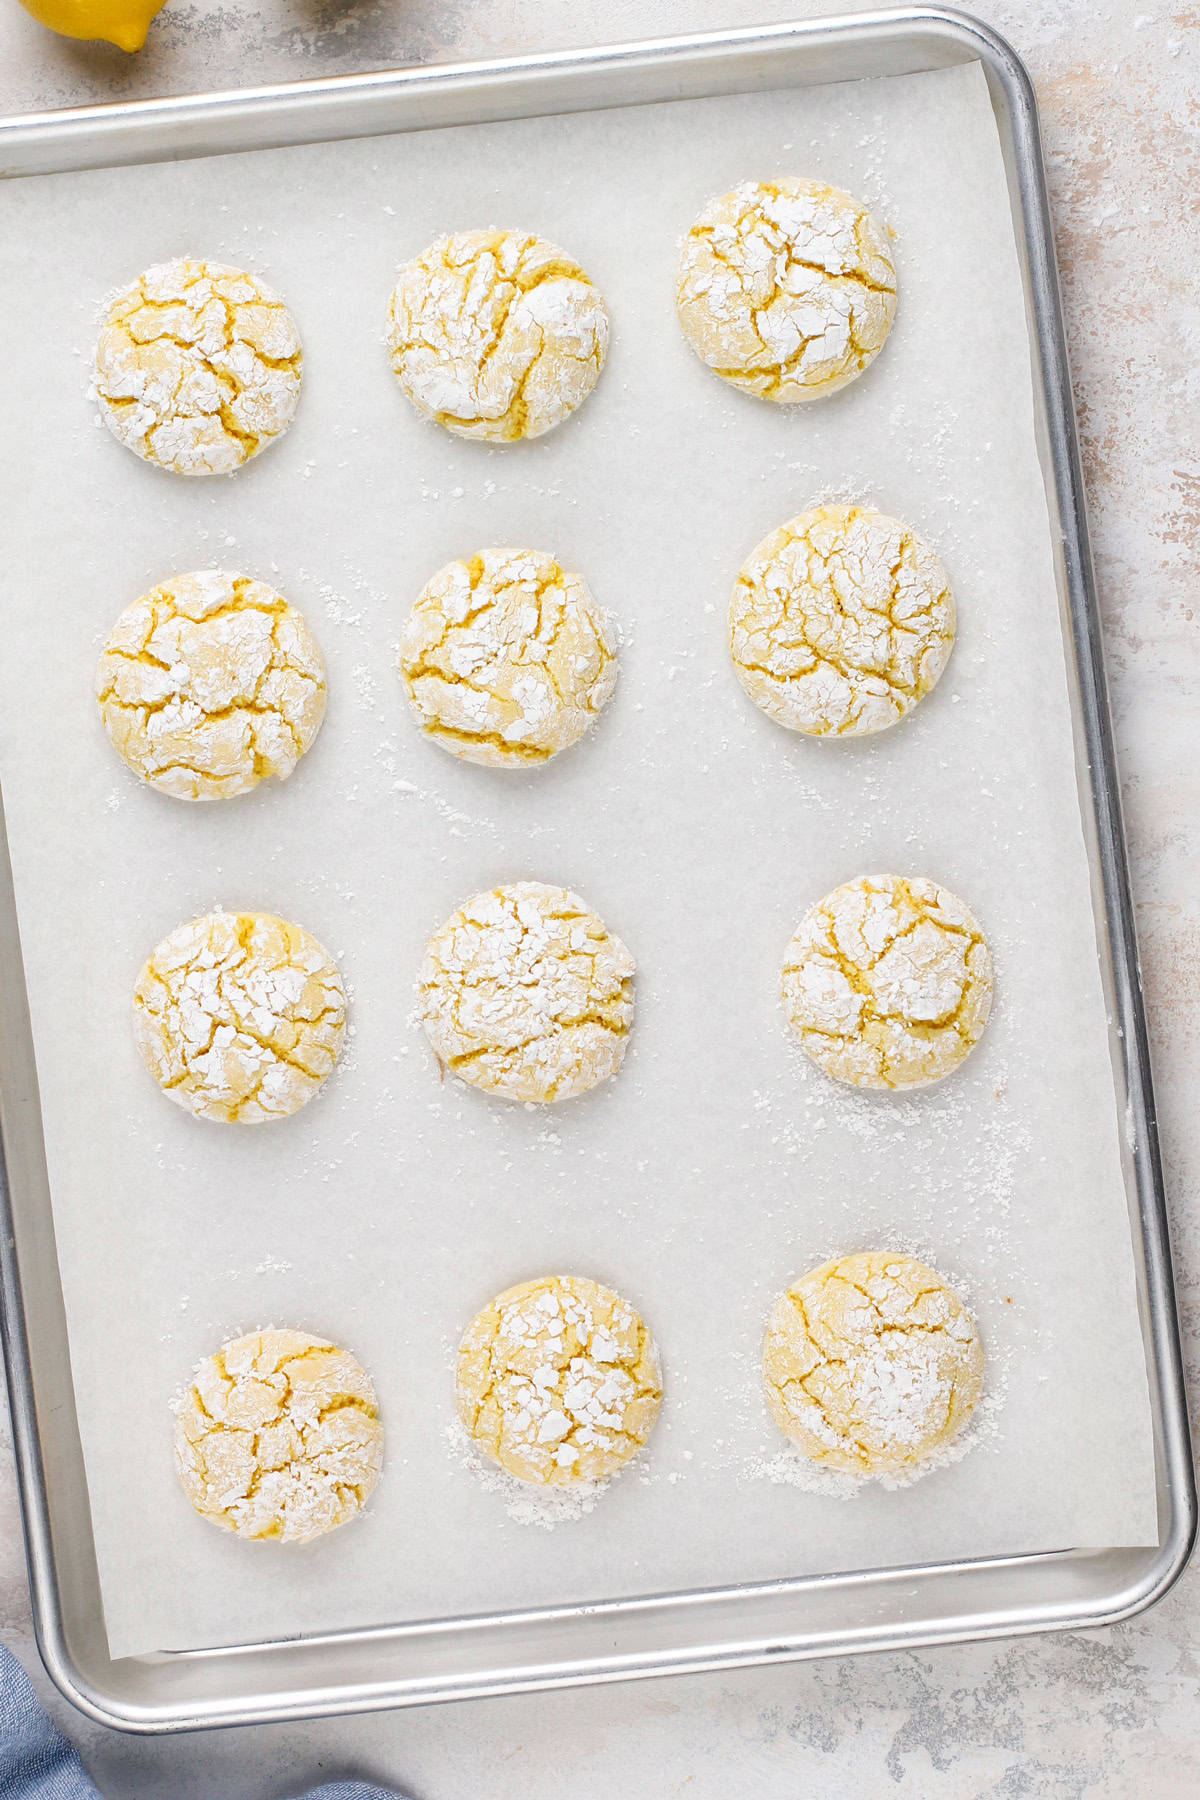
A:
[781,874,993,1090]
[730,505,954,737]
[174,1328,383,1541]
[419,881,633,1104]
[96,570,326,800]
[456,1275,662,1485]
[133,910,347,1123]
[386,229,608,441]
[676,178,897,402]
[399,547,617,767]
[94,257,303,475]
[762,1251,984,1478]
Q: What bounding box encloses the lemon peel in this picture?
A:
[18,0,165,52]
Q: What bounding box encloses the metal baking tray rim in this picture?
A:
[0,4,1193,1732]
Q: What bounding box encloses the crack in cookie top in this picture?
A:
[399,547,618,767]
[386,230,609,441]
[781,874,993,1090]
[677,178,897,402]
[174,1329,383,1541]
[419,882,634,1103]
[94,258,303,475]
[456,1275,662,1486]
[96,571,326,799]
[133,910,347,1123]
[762,1251,984,1478]
[730,505,954,737]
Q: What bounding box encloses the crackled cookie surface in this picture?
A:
[174,1329,382,1542]
[96,571,326,800]
[763,1251,984,1477]
[457,1275,662,1485]
[133,911,346,1123]
[94,258,302,476]
[677,178,897,402]
[386,230,608,441]
[399,548,617,766]
[730,505,954,737]
[419,882,633,1103]
[782,875,993,1089]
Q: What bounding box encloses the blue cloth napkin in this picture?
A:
[0,1644,405,1799]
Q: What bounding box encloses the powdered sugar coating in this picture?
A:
[133,910,347,1123]
[94,258,302,476]
[174,1328,382,1542]
[96,570,326,799]
[677,178,897,402]
[763,1251,984,1478]
[730,505,954,737]
[456,1275,662,1486]
[782,874,993,1090]
[419,882,634,1104]
[399,547,617,767]
[386,229,608,441]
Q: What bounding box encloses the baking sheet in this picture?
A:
[0,58,1157,1662]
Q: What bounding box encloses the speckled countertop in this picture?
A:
[0,2,1197,1794]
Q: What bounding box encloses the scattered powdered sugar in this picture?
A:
[443,1420,606,1529]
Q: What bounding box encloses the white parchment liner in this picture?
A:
[0,62,1156,1660]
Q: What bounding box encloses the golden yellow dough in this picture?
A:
[419,882,634,1104]
[730,505,954,737]
[763,1251,984,1477]
[398,547,617,767]
[133,911,347,1123]
[385,230,608,441]
[94,257,303,475]
[781,874,993,1090]
[677,178,897,402]
[174,1329,383,1542]
[457,1275,662,1485]
[96,571,326,799]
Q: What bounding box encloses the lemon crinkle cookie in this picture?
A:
[174,1329,383,1542]
[730,505,954,737]
[419,882,633,1103]
[763,1251,984,1478]
[386,229,608,441]
[133,910,347,1123]
[96,571,326,799]
[782,874,993,1090]
[457,1275,662,1485]
[677,178,897,402]
[94,257,303,475]
[399,547,617,767]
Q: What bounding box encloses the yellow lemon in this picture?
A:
[17,0,166,51]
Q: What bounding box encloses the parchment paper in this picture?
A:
[0,60,1157,1661]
